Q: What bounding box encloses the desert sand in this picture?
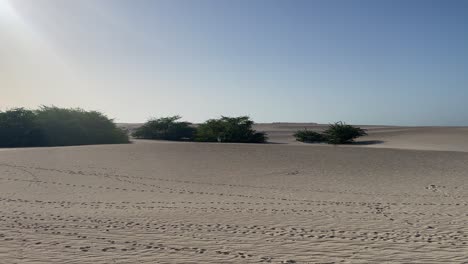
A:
[1,125,468,263]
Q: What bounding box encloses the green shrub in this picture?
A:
[132,116,195,141]
[195,116,267,143]
[0,106,129,147]
[0,108,44,147]
[293,129,326,143]
[36,106,129,146]
[322,122,367,144]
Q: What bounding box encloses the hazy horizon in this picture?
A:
[1,0,467,126]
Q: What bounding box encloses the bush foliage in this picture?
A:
[0,106,129,148]
[294,122,367,144]
[293,129,326,143]
[323,122,367,144]
[132,116,195,141]
[0,108,44,147]
[195,116,267,143]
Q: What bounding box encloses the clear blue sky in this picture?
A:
[1,0,467,125]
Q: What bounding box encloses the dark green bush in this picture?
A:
[322,122,367,144]
[132,116,195,141]
[0,108,44,147]
[36,106,129,146]
[293,129,326,143]
[0,106,129,147]
[195,116,267,143]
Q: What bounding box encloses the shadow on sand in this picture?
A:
[352,140,385,145]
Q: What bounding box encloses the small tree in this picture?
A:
[132,116,195,141]
[293,129,325,143]
[0,108,44,147]
[322,122,367,144]
[35,106,129,146]
[0,106,129,147]
[195,116,267,143]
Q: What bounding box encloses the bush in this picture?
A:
[195,116,267,143]
[293,129,326,143]
[0,108,44,147]
[294,122,367,144]
[322,122,367,144]
[132,116,195,141]
[0,106,129,147]
[36,106,129,146]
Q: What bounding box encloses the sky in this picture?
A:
[1,0,467,125]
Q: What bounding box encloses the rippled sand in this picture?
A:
[1,126,468,263]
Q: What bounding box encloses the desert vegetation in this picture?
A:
[1,107,368,147]
[134,115,267,143]
[0,108,43,147]
[293,129,326,143]
[132,116,195,141]
[0,106,129,147]
[294,122,367,144]
[323,122,367,144]
[195,116,267,143]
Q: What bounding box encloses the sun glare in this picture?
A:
[0,0,18,21]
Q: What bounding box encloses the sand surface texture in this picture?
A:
[1,125,468,263]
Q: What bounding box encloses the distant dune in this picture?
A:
[119,123,468,152]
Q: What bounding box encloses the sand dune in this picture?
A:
[121,123,468,152]
[253,123,468,152]
[1,128,468,263]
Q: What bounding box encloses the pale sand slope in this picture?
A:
[254,123,468,152]
[1,140,468,263]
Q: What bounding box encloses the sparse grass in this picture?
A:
[0,106,129,148]
[195,116,267,143]
[132,116,195,141]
